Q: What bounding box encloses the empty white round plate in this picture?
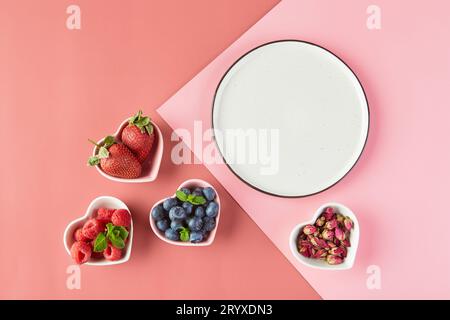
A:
[212,40,369,197]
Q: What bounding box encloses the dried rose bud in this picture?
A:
[299,246,311,258]
[314,231,319,237]
[336,214,344,223]
[316,238,329,249]
[344,217,353,231]
[323,207,334,220]
[340,246,347,258]
[303,225,316,235]
[315,217,325,227]
[341,239,351,247]
[313,249,327,259]
[329,247,345,256]
[299,240,312,248]
[334,237,340,246]
[327,241,337,248]
[325,219,338,230]
[309,236,320,247]
[322,229,334,241]
[327,255,343,265]
[335,227,346,241]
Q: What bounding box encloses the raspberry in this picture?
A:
[70,241,92,264]
[74,228,89,242]
[97,208,115,223]
[103,243,122,261]
[111,209,131,227]
[82,218,105,240]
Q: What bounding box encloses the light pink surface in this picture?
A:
[158,0,450,298]
[0,0,320,299]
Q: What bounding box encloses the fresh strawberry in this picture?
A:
[121,110,155,163]
[88,136,142,179]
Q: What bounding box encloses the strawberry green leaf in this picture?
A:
[179,227,190,242]
[176,190,188,202]
[93,232,107,252]
[145,124,154,135]
[103,135,115,148]
[98,146,109,159]
[88,156,100,166]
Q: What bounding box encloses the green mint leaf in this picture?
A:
[103,135,115,148]
[108,231,125,249]
[88,156,100,166]
[117,226,129,241]
[179,227,190,242]
[190,195,206,205]
[106,223,115,237]
[93,232,107,252]
[98,146,109,159]
[176,190,188,202]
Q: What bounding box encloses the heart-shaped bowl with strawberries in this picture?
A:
[63,196,133,266]
[289,202,359,270]
[91,115,163,183]
[149,179,221,246]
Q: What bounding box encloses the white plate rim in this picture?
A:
[211,39,370,198]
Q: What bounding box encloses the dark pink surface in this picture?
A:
[0,0,319,299]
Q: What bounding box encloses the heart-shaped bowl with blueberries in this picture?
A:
[149,179,221,246]
[63,196,133,266]
[289,202,359,270]
[90,111,163,183]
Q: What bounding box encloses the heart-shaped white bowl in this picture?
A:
[92,118,163,183]
[63,196,133,266]
[289,202,359,270]
[149,179,221,246]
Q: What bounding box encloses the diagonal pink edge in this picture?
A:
[158,0,450,299]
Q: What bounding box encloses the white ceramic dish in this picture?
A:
[92,118,164,183]
[289,202,359,270]
[212,40,369,197]
[149,179,221,246]
[63,196,133,266]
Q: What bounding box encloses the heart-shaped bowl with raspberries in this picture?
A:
[289,202,359,270]
[92,116,163,183]
[149,179,221,246]
[63,196,133,266]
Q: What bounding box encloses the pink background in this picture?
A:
[1,0,450,300]
[158,0,450,299]
[0,0,320,299]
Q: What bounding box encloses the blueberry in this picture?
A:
[182,202,193,215]
[203,216,216,232]
[151,204,165,221]
[205,202,219,218]
[202,187,216,201]
[188,216,203,232]
[179,187,191,195]
[156,219,170,232]
[194,206,205,218]
[169,206,187,220]
[170,219,184,231]
[163,198,178,211]
[192,187,203,197]
[190,231,203,243]
[165,228,179,241]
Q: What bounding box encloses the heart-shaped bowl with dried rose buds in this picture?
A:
[289,202,359,270]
